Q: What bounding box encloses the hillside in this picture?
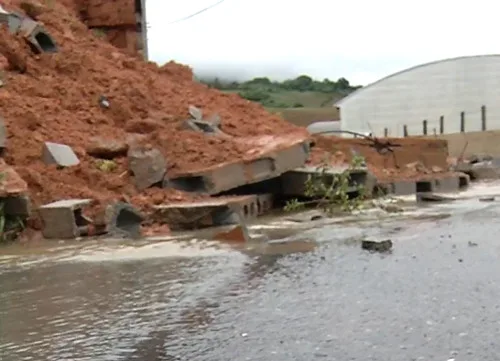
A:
[200,76,361,126]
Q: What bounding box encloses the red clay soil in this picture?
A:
[0,0,308,214]
[309,135,450,182]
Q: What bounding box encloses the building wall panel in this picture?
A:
[337,55,500,137]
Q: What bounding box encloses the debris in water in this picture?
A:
[479,196,495,202]
[468,241,478,247]
[361,239,393,253]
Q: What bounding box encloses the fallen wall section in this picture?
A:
[77,0,148,59]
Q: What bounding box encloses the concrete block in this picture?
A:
[256,194,274,215]
[433,176,460,193]
[4,195,31,217]
[98,202,144,239]
[152,195,272,231]
[416,180,433,193]
[458,173,470,188]
[188,105,203,120]
[206,113,221,126]
[280,165,370,197]
[18,17,57,53]
[42,142,80,167]
[128,147,166,190]
[39,199,92,239]
[169,141,310,195]
[470,161,500,180]
[387,181,417,196]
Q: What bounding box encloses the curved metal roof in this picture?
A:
[335,54,500,107]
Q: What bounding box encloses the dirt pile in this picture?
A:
[0,0,307,211]
[309,135,450,182]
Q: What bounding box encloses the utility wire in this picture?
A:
[167,0,227,25]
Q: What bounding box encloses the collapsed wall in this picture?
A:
[309,135,450,182]
[75,0,148,59]
[0,0,307,213]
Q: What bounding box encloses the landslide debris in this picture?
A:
[0,0,306,212]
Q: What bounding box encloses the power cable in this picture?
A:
[167,0,227,25]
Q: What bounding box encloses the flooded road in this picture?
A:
[2,183,500,360]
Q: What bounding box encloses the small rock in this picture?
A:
[468,241,478,247]
[86,137,129,159]
[379,203,403,213]
[42,142,80,167]
[362,239,393,253]
[128,146,166,190]
[99,95,110,109]
[479,196,495,202]
[431,166,443,173]
[286,210,324,223]
[417,193,453,202]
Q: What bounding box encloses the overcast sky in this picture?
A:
[146,0,498,86]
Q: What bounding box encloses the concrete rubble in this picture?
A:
[94,201,145,239]
[128,146,167,190]
[39,199,93,239]
[152,194,273,231]
[42,142,80,167]
[0,1,495,244]
[0,5,57,54]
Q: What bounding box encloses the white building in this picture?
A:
[335,55,500,137]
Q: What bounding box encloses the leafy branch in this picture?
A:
[284,155,367,216]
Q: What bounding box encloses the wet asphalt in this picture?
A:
[1,186,500,361]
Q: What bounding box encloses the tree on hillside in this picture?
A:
[197,74,362,107]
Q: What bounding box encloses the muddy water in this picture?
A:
[2,182,500,360]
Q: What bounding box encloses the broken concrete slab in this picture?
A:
[385,180,417,196]
[42,142,80,167]
[470,161,500,180]
[96,202,144,239]
[3,12,57,53]
[18,16,57,53]
[280,165,371,197]
[182,118,223,135]
[128,146,166,190]
[188,105,203,120]
[86,137,128,159]
[152,194,272,231]
[206,113,221,127]
[168,140,310,195]
[39,199,92,239]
